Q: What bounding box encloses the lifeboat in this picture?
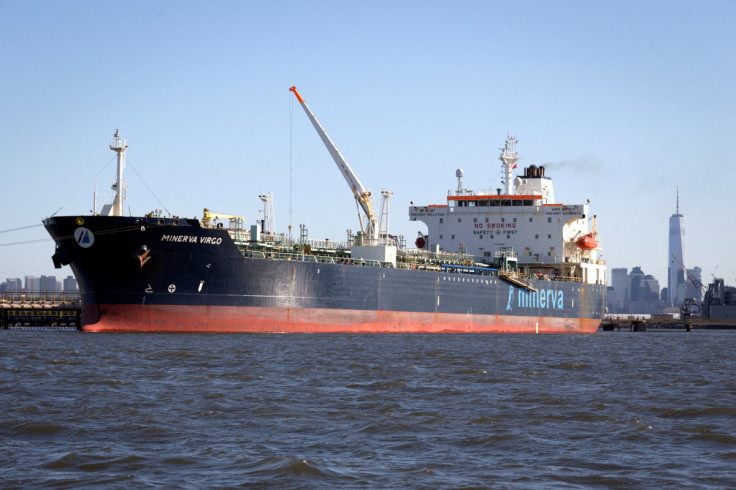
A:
[575,233,597,250]
[415,236,426,249]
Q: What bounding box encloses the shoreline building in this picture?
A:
[668,190,687,307]
[63,275,78,292]
[2,278,22,292]
[606,266,663,314]
[684,266,703,303]
[610,268,628,312]
[25,275,40,292]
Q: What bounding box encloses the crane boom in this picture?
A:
[202,208,244,228]
[671,253,705,294]
[289,86,377,243]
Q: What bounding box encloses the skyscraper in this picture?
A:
[25,275,40,291]
[63,275,78,291]
[668,189,687,307]
[40,275,58,292]
[611,267,628,312]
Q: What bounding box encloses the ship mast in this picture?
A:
[378,189,393,243]
[108,130,128,216]
[499,134,519,196]
[259,192,275,236]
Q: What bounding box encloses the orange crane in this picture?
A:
[671,253,705,296]
[289,86,378,244]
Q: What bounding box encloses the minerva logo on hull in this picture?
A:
[74,227,94,248]
[506,285,564,311]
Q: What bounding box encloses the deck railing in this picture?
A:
[0,291,82,307]
[239,245,588,282]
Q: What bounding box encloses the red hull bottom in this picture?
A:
[82,304,601,333]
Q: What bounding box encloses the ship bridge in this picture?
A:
[409,137,605,285]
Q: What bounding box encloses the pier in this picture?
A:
[600,316,736,332]
[0,291,81,329]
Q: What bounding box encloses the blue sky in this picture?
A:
[1,0,735,290]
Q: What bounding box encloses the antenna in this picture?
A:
[378,189,393,244]
[259,192,275,236]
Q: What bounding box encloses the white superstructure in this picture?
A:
[410,136,605,285]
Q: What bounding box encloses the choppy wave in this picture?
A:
[1,331,735,487]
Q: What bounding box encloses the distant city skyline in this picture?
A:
[607,194,705,315]
[0,275,77,293]
[607,263,703,316]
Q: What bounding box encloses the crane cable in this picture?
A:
[1,152,170,247]
[126,158,171,216]
[0,224,47,247]
[0,224,42,234]
[50,156,116,217]
[0,221,169,248]
[289,91,294,241]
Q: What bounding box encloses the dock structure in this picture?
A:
[0,291,81,329]
[600,316,736,332]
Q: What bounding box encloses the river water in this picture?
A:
[1,330,734,488]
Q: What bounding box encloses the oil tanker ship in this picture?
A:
[43,87,606,333]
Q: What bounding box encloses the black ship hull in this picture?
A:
[44,215,605,333]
